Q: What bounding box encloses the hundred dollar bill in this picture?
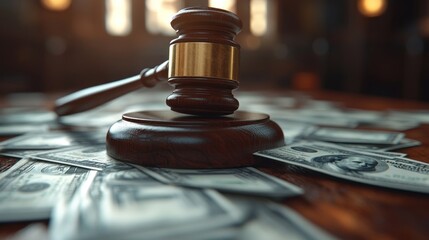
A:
[303,127,404,144]
[387,110,429,124]
[380,138,421,151]
[0,158,96,222]
[0,108,55,124]
[0,130,106,150]
[57,110,122,128]
[274,111,358,128]
[272,118,316,144]
[255,141,429,194]
[360,118,419,131]
[337,138,421,152]
[232,199,336,240]
[135,166,303,198]
[29,145,129,171]
[0,124,49,136]
[0,149,49,159]
[50,171,247,240]
[362,150,407,159]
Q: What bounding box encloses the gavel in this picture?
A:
[55,7,241,117]
[55,7,284,169]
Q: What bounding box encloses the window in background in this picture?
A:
[145,0,182,36]
[358,0,387,17]
[41,0,72,11]
[208,0,236,13]
[250,0,267,36]
[105,0,132,36]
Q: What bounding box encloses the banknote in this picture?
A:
[57,110,122,128]
[363,150,407,159]
[255,141,429,194]
[0,158,96,222]
[50,171,247,240]
[301,99,342,110]
[337,138,421,152]
[0,124,49,136]
[0,130,106,150]
[272,118,316,144]
[339,109,384,123]
[230,198,336,240]
[379,138,422,151]
[135,166,303,198]
[0,108,55,124]
[303,127,404,144]
[274,110,358,128]
[0,149,49,159]
[29,145,128,171]
[387,110,429,124]
[360,118,420,131]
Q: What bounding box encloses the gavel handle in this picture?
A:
[54,61,169,116]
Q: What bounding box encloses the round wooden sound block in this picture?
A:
[106,110,284,168]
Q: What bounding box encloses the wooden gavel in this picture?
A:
[55,7,284,168]
[55,7,242,117]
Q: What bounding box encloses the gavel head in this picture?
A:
[166,7,242,116]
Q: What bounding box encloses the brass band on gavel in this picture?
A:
[168,42,239,81]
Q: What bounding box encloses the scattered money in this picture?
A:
[340,109,384,123]
[0,108,55,124]
[387,110,429,124]
[1,89,428,238]
[229,198,337,240]
[363,150,407,159]
[301,99,342,110]
[255,141,429,194]
[0,124,49,136]
[0,149,49,159]
[274,110,359,128]
[272,118,316,144]
[0,130,106,150]
[378,138,422,151]
[360,118,420,131]
[303,127,404,145]
[57,110,122,129]
[29,145,128,171]
[135,166,303,198]
[49,170,247,240]
[337,138,421,152]
[0,158,96,222]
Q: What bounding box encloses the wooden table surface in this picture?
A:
[1,89,429,239]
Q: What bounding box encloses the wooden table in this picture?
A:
[1,89,429,239]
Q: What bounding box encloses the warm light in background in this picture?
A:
[250,0,267,36]
[208,0,236,13]
[105,0,132,36]
[146,0,182,36]
[41,0,71,11]
[358,0,387,17]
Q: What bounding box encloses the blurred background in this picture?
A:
[1,0,428,101]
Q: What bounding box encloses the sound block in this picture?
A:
[106,110,284,168]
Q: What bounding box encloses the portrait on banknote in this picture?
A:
[311,154,389,174]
